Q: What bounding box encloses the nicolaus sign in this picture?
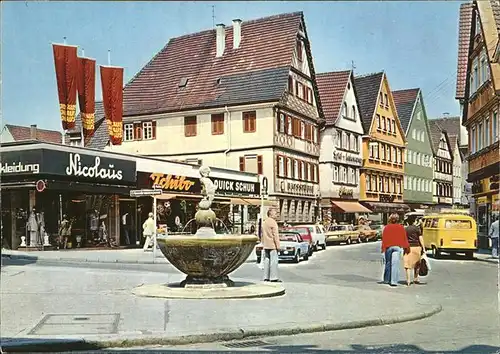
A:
[138,172,260,196]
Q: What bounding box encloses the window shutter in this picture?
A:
[257,155,263,174]
[134,123,142,140]
[243,112,248,132]
[288,76,294,93]
[239,157,245,172]
[276,155,280,176]
[152,121,157,139]
[285,158,289,176]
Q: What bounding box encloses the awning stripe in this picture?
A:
[331,201,372,213]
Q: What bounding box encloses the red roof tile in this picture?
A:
[5,124,62,144]
[456,3,473,100]
[316,70,351,125]
[123,12,303,116]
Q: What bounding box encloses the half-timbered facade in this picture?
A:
[428,120,454,208]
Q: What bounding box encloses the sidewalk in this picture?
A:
[1,247,259,265]
[0,263,441,351]
[474,249,499,264]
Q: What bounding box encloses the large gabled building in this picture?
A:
[456,0,500,246]
[354,72,409,221]
[70,12,325,225]
[392,88,434,210]
[316,70,370,224]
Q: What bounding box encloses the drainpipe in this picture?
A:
[223,105,231,168]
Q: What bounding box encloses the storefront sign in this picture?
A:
[0,161,40,175]
[150,173,197,192]
[212,177,259,195]
[0,148,137,183]
[137,172,260,196]
[338,186,354,198]
[332,151,362,166]
[278,179,316,197]
[65,153,124,181]
[379,194,395,203]
[437,197,453,204]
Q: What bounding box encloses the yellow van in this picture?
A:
[421,214,477,259]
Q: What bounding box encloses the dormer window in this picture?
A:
[178,77,189,88]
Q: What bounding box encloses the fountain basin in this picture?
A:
[157,234,258,286]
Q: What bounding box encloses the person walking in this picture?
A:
[142,212,156,252]
[489,216,499,258]
[381,213,409,287]
[403,215,426,286]
[262,208,281,282]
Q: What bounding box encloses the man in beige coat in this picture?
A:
[261,208,281,282]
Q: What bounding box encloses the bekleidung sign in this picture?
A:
[0,148,136,184]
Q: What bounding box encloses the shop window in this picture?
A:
[184,116,197,137]
[211,113,224,135]
[123,123,134,141]
[243,111,257,133]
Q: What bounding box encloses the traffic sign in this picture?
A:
[130,189,163,197]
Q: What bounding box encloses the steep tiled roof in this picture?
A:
[430,116,462,138]
[71,102,109,149]
[456,3,473,100]
[353,72,384,132]
[392,88,420,133]
[4,124,62,144]
[122,12,303,116]
[428,119,445,153]
[316,70,351,125]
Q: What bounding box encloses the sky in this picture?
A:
[2,1,463,132]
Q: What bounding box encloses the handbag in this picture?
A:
[419,254,429,276]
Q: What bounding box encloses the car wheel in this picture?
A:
[308,246,313,256]
[321,242,326,250]
[346,237,352,245]
[303,251,309,261]
[256,257,261,264]
[294,251,300,263]
[432,246,441,259]
[357,237,362,244]
[313,242,318,252]
[465,251,474,260]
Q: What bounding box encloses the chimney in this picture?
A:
[30,124,37,140]
[216,23,226,57]
[232,19,242,49]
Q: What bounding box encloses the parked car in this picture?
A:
[295,224,327,251]
[285,226,314,256]
[369,221,384,240]
[355,225,378,242]
[255,231,310,263]
[325,224,359,245]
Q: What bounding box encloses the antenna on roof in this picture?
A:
[63,37,67,45]
[107,49,111,65]
[351,60,356,74]
[212,5,215,28]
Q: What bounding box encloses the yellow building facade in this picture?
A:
[354,72,408,216]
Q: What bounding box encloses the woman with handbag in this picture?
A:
[403,215,426,286]
[381,213,410,287]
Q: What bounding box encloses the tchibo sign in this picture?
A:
[0,162,40,175]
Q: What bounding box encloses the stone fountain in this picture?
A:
[157,166,258,288]
[132,166,285,299]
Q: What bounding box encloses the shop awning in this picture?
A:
[363,202,411,213]
[154,193,202,200]
[230,198,278,207]
[331,201,372,213]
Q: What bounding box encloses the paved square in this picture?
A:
[28,314,120,335]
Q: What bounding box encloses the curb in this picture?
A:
[474,256,499,265]
[2,253,258,266]
[1,304,442,352]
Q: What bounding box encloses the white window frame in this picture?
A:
[294,160,299,179]
[300,121,305,139]
[142,121,154,140]
[333,165,339,182]
[124,123,134,141]
[278,156,285,176]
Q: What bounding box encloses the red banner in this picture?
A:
[77,57,96,138]
[53,44,78,130]
[100,66,124,145]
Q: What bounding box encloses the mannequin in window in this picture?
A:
[89,210,99,244]
[37,211,46,246]
[26,207,39,247]
[58,214,71,249]
[121,212,131,245]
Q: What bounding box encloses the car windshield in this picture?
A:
[279,233,299,242]
[291,227,308,235]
